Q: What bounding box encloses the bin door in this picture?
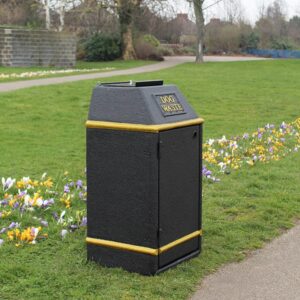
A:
[158,125,201,267]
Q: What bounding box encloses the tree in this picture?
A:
[255,0,288,49]
[188,0,244,63]
[288,16,300,46]
[40,0,51,29]
[114,0,140,59]
[192,0,205,63]
[39,0,75,31]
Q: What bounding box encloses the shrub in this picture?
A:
[160,44,195,56]
[179,35,197,46]
[135,39,164,61]
[271,39,293,50]
[157,45,175,56]
[84,33,121,61]
[143,34,160,47]
[76,40,86,60]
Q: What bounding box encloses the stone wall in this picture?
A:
[0,29,76,67]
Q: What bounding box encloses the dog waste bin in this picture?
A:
[86,80,204,275]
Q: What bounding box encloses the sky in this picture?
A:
[171,0,300,24]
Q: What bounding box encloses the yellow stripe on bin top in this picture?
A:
[86,229,202,256]
[85,118,204,133]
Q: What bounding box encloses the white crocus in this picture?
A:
[2,177,16,191]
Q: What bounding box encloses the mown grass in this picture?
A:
[0,60,155,82]
[0,59,300,299]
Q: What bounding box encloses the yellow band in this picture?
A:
[86,230,202,256]
[86,118,204,133]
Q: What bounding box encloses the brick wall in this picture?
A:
[0,28,76,67]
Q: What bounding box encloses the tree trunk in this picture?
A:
[116,0,137,60]
[44,0,51,30]
[58,1,66,32]
[193,0,205,63]
[122,24,136,60]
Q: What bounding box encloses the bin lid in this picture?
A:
[87,80,203,131]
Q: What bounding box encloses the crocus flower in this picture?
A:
[61,229,68,239]
[17,190,27,198]
[69,224,78,231]
[64,185,70,193]
[2,177,16,191]
[0,200,8,206]
[76,180,83,189]
[42,198,54,208]
[280,122,287,129]
[80,217,87,227]
[0,239,4,246]
[0,228,7,234]
[52,212,59,221]
[57,211,66,224]
[40,220,48,227]
[8,222,16,229]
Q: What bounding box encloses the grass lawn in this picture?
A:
[0,60,155,82]
[0,60,300,299]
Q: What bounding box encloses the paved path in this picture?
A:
[0,56,267,92]
[191,223,300,300]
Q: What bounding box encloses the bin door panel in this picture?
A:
[159,125,200,267]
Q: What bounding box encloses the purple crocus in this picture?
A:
[0,227,7,234]
[52,212,59,221]
[42,198,55,208]
[80,217,87,227]
[40,220,48,227]
[258,133,263,139]
[280,122,287,129]
[64,185,70,193]
[13,202,20,209]
[243,133,249,139]
[17,191,27,198]
[8,222,18,229]
[76,180,83,189]
[202,166,212,177]
[0,200,8,206]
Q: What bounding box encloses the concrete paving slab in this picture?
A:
[191,224,300,300]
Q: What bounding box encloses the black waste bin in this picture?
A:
[86,80,204,275]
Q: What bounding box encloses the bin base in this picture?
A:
[87,242,201,276]
[156,249,200,275]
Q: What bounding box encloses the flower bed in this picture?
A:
[0,67,115,79]
[203,118,300,182]
[0,172,87,247]
[1,118,299,247]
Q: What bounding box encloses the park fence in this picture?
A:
[246,49,300,59]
